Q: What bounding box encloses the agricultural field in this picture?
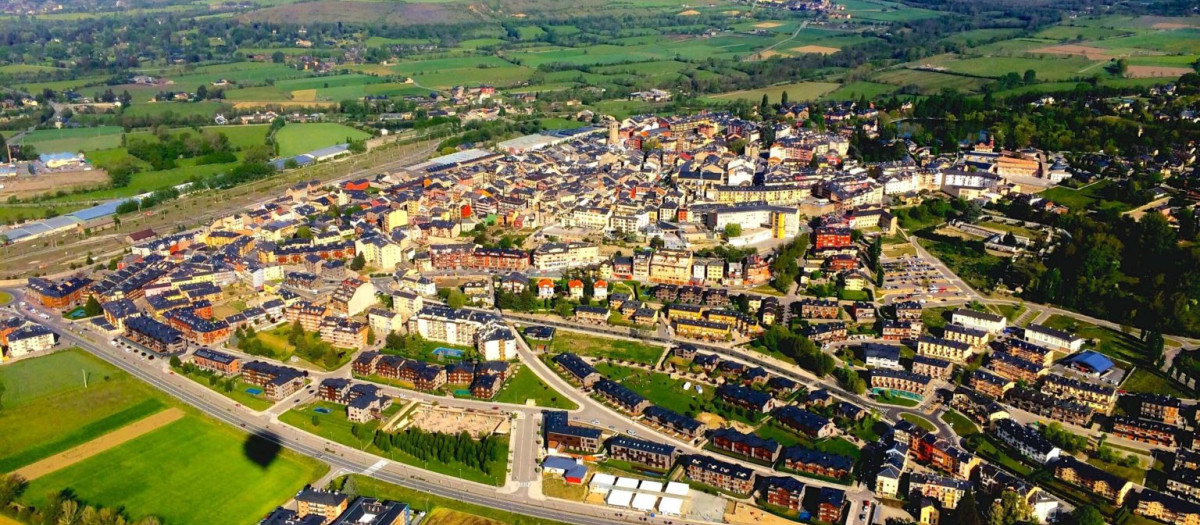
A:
[0,349,168,472]
[548,331,666,365]
[16,126,124,153]
[919,54,1100,81]
[871,69,988,94]
[275,122,372,157]
[121,101,230,119]
[708,82,841,104]
[21,416,326,525]
[822,81,897,101]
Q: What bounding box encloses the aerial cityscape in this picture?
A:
[0,1,1199,525]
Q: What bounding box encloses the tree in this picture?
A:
[350,252,366,271]
[760,94,769,113]
[649,236,665,249]
[1068,506,1104,525]
[83,295,103,317]
[0,473,26,508]
[724,223,742,238]
[367,326,376,346]
[780,90,789,105]
[289,320,304,344]
[272,51,286,63]
[951,492,985,525]
[1144,330,1165,365]
[169,356,182,368]
[1023,69,1037,84]
[311,415,320,427]
[446,289,468,309]
[987,490,1033,525]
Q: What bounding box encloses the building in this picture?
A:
[26,276,93,308]
[917,335,973,363]
[762,476,807,512]
[649,249,693,285]
[799,298,840,319]
[711,428,781,463]
[1004,339,1054,367]
[818,487,846,523]
[643,406,704,438]
[320,317,369,349]
[607,436,677,471]
[909,473,971,510]
[191,347,242,375]
[1041,373,1117,413]
[124,315,187,354]
[1005,387,1094,426]
[780,446,853,480]
[330,278,377,317]
[1135,490,1200,525]
[773,405,835,438]
[865,343,903,370]
[295,489,349,525]
[1112,416,1177,447]
[553,353,601,387]
[717,384,776,413]
[532,242,600,271]
[1139,394,1183,426]
[544,410,602,453]
[989,351,1045,383]
[950,308,1005,334]
[969,369,1015,398]
[943,323,989,348]
[594,379,651,415]
[331,498,410,525]
[4,324,55,358]
[1024,323,1085,352]
[243,361,306,400]
[682,455,755,495]
[673,318,732,340]
[912,355,953,380]
[994,418,1061,464]
[871,369,932,400]
[1056,455,1134,505]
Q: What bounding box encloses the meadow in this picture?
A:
[872,69,989,94]
[490,366,578,409]
[0,349,167,472]
[547,331,665,365]
[21,416,327,525]
[275,122,372,157]
[708,81,841,104]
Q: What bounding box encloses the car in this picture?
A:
[627,429,637,435]
[148,355,154,360]
[608,425,615,430]
[591,419,600,425]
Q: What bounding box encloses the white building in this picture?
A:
[951,308,1005,334]
[1023,324,1085,353]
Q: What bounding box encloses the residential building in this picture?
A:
[552,353,600,387]
[865,343,903,370]
[543,410,601,453]
[1112,416,1177,447]
[994,418,1061,464]
[1024,323,1085,352]
[1055,455,1134,506]
[5,324,55,357]
[870,369,932,400]
[943,323,988,348]
[607,436,677,471]
[710,428,781,463]
[682,455,755,495]
[761,476,807,512]
[969,369,1015,398]
[594,379,651,415]
[950,308,1005,334]
[909,473,971,510]
[331,498,410,525]
[917,335,973,363]
[124,315,187,354]
[717,384,776,413]
[912,355,953,380]
[773,406,835,438]
[1041,373,1117,413]
[295,489,349,525]
[191,347,242,375]
[1135,490,1200,525]
[780,447,853,480]
[818,487,846,523]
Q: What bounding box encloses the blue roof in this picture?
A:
[69,200,124,221]
[1063,350,1114,373]
[543,456,579,470]
[307,144,349,158]
[39,152,83,162]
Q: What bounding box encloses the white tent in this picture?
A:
[632,493,658,512]
[606,489,634,508]
[590,473,617,494]
[615,477,641,490]
[664,482,690,497]
[639,481,665,493]
[658,497,684,517]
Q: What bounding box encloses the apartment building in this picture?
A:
[1055,455,1133,506]
[950,308,1005,334]
[682,455,755,495]
[532,242,599,271]
[607,436,677,471]
[1041,373,1117,413]
[917,335,973,363]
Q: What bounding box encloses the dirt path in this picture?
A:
[12,408,184,480]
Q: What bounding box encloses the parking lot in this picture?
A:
[877,255,968,304]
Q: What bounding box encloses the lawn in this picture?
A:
[21,416,327,525]
[281,402,508,486]
[1087,456,1145,484]
[0,290,12,305]
[593,362,755,424]
[121,101,229,119]
[336,475,571,525]
[994,303,1026,322]
[876,394,920,408]
[491,366,578,409]
[1121,367,1192,397]
[940,410,980,436]
[900,413,936,432]
[275,122,372,157]
[1040,180,1129,213]
[0,349,169,472]
[822,81,896,101]
[1042,314,1143,363]
[16,126,124,153]
[549,331,665,365]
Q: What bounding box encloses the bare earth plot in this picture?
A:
[1126,65,1194,78]
[1033,44,1118,60]
[14,408,185,481]
[791,45,840,55]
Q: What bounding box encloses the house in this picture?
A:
[1005,339,1054,367]
[1135,490,1200,525]
[994,418,1061,464]
[917,335,973,363]
[717,384,776,413]
[542,456,589,485]
[575,305,608,324]
[295,488,349,524]
[470,374,502,399]
[553,353,600,386]
[773,405,835,438]
[607,436,677,471]
[711,427,781,463]
[864,343,903,370]
[780,446,853,480]
[909,473,971,510]
[682,454,755,495]
[876,466,902,498]
[1055,455,1134,505]
[798,298,840,319]
[191,347,242,376]
[1112,416,1177,447]
[594,379,651,415]
[643,406,704,438]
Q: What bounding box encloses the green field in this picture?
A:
[1041,314,1142,363]
[872,69,989,94]
[0,349,168,472]
[491,366,578,409]
[901,413,936,432]
[822,81,896,101]
[21,416,327,525]
[275,122,372,157]
[922,54,1100,81]
[594,362,757,424]
[173,366,276,411]
[281,401,508,486]
[17,126,124,153]
[1122,368,1192,397]
[337,475,570,525]
[1090,29,1200,54]
[548,331,665,365]
[1040,180,1130,213]
[122,101,229,119]
[708,82,841,104]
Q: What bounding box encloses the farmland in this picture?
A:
[275,122,372,157]
[708,82,842,103]
[15,126,124,153]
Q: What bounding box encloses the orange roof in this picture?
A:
[538,279,554,287]
[568,279,583,288]
[594,279,607,287]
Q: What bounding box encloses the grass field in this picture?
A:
[1040,180,1129,213]
[0,349,169,472]
[708,82,841,104]
[491,366,578,409]
[339,475,570,525]
[0,291,12,305]
[940,410,979,436]
[822,81,896,101]
[275,122,371,157]
[424,508,504,525]
[16,126,124,153]
[593,362,755,424]
[281,402,508,486]
[1122,368,1192,397]
[21,416,327,525]
[173,366,276,411]
[901,413,936,432]
[549,331,665,365]
[122,101,229,119]
[921,54,1100,81]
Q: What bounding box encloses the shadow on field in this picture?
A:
[244,430,282,469]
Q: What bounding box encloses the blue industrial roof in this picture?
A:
[1063,350,1114,374]
[70,200,124,221]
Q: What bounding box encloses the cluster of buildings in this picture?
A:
[262,488,411,525]
[352,351,511,399]
[0,317,56,360]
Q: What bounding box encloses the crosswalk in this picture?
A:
[361,459,389,476]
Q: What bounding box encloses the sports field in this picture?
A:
[275,122,372,157]
[21,416,327,525]
[0,349,168,472]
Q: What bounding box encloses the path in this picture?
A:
[752,20,809,60]
[13,407,184,480]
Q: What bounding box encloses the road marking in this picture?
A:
[361,459,389,476]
